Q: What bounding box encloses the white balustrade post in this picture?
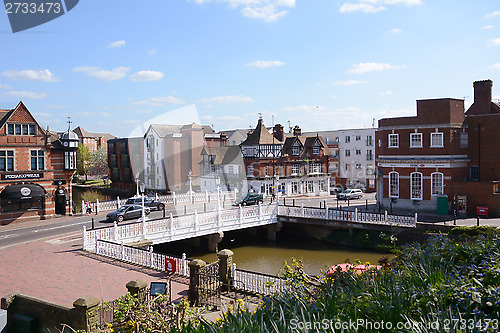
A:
[81,200,85,214]
[238,204,242,225]
[233,263,237,279]
[82,226,87,251]
[414,212,418,226]
[259,202,262,222]
[149,246,153,267]
[173,192,176,205]
[355,208,358,222]
[234,189,237,200]
[194,209,198,231]
[301,203,304,218]
[205,190,209,203]
[182,253,187,276]
[116,196,120,209]
[169,213,173,235]
[114,221,119,241]
[325,204,328,220]
[96,199,99,213]
[385,210,388,221]
[120,241,124,260]
[95,238,98,254]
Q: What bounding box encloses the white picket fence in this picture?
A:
[83,203,278,251]
[278,204,417,228]
[232,265,288,295]
[94,239,190,276]
[81,190,238,214]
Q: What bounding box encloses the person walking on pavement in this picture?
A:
[86,201,92,215]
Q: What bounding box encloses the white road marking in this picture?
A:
[33,220,89,232]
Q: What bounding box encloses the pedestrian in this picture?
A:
[86,201,92,215]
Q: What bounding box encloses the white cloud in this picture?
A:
[200,95,255,103]
[486,11,500,18]
[283,105,326,113]
[102,112,112,117]
[330,95,338,99]
[73,66,130,81]
[109,40,126,48]
[347,62,406,74]
[0,83,11,89]
[489,38,500,46]
[378,90,394,95]
[134,96,186,106]
[339,0,421,13]
[191,0,295,22]
[491,63,500,69]
[2,69,59,82]
[482,25,495,30]
[148,49,157,55]
[130,71,164,82]
[134,109,153,114]
[390,28,402,33]
[3,91,47,99]
[246,60,285,68]
[333,80,368,85]
[200,115,215,122]
[44,105,74,109]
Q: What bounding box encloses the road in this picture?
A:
[0,194,371,250]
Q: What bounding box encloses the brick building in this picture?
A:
[376,80,500,216]
[73,126,116,152]
[0,102,78,224]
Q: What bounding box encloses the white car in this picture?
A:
[337,189,363,200]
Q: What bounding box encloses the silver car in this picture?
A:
[337,189,363,200]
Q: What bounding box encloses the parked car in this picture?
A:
[337,189,363,200]
[233,193,264,206]
[106,204,151,223]
[330,185,343,195]
[125,196,165,211]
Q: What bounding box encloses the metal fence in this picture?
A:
[232,264,288,295]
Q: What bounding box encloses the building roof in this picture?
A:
[282,135,332,156]
[73,126,116,140]
[148,124,182,137]
[202,145,242,165]
[241,118,282,145]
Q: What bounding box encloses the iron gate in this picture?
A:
[197,261,221,310]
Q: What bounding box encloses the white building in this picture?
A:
[338,128,376,191]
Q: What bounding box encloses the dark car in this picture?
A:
[125,196,165,211]
[233,193,264,206]
[106,204,151,223]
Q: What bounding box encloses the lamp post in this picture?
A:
[140,182,146,223]
[275,173,280,204]
[188,170,193,202]
[135,173,140,197]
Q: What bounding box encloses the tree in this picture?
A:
[76,143,91,181]
[89,146,108,177]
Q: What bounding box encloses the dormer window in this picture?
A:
[7,123,36,135]
[292,141,301,155]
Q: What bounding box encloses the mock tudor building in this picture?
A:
[0,102,78,224]
[376,80,500,216]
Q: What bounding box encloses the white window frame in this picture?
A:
[0,150,15,171]
[247,165,254,177]
[306,180,314,193]
[411,172,423,200]
[431,172,444,196]
[389,171,399,198]
[345,150,350,157]
[430,132,444,148]
[292,146,300,155]
[30,149,45,171]
[309,162,321,174]
[291,181,299,194]
[312,146,320,155]
[410,133,423,148]
[388,134,399,148]
[292,164,300,175]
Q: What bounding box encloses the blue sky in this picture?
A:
[1,0,499,137]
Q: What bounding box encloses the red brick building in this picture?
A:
[0,102,78,224]
[376,80,500,216]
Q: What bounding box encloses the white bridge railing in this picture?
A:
[278,204,417,228]
[233,264,288,295]
[94,239,190,277]
[83,203,278,251]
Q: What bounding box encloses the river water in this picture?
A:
[156,231,390,276]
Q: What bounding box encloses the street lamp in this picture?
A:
[275,173,280,204]
[188,170,193,202]
[139,181,146,223]
[216,176,221,214]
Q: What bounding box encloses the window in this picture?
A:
[345,164,350,171]
[312,146,320,155]
[7,124,14,135]
[388,134,399,148]
[0,150,14,171]
[228,165,234,174]
[389,172,399,198]
[310,163,321,174]
[291,181,299,194]
[319,181,325,192]
[366,135,373,146]
[345,136,350,143]
[366,166,374,175]
[247,165,254,177]
[355,164,362,169]
[410,133,423,148]
[306,180,314,193]
[22,124,29,135]
[411,172,423,200]
[356,150,361,155]
[355,135,361,141]
[29,124,36,135]
[64,151,76,170]
[292,164,300,175]
[431,172,444,195]
[366,150,373,161]
[470,166,479,181]
[345,150,350,157]
[292,146,300,155]
[265,165,269,176]
[15,124,21,135]
[430,132,444,147]
[31,150,45,170]
[460,132,468,148]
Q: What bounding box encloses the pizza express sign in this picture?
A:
[1,172,44,180]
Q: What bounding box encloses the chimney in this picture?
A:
[473,80,493,112]
[293,125,301,137]
[273,124,284,142]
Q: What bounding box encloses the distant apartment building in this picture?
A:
[338,128,376,192]
[218,129,250,146]
[73,126,116,151]
[108,137,144,193]
[376,80,500,216]
[200,145,246,192]
[0,102,78,224]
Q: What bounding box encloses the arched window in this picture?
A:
[389,172,399,198]
[431,172,444,195]
[411,172,423,200]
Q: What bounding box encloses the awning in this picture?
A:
[1,184,45,200]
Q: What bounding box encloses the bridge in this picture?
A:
[82,201,416,252]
